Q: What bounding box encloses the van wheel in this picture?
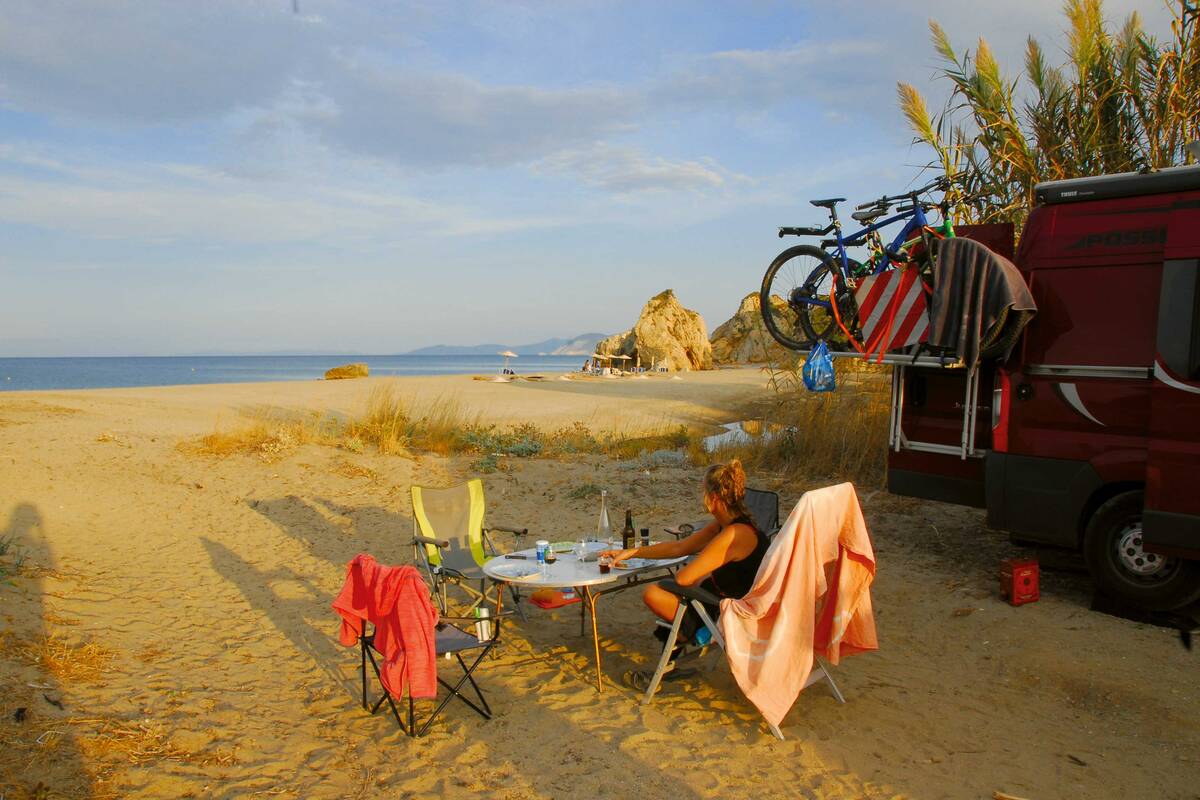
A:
[1083,491,1200,611]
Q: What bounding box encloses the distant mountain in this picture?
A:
[406,333,608,357]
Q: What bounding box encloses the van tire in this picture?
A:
[1083,490,1200,611]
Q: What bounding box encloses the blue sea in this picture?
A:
[0,355,589,392]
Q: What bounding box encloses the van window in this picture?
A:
[1157,259,1200,380]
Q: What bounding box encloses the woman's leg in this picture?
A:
[642,583,680,623]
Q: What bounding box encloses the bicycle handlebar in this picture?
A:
[857,172,967,211]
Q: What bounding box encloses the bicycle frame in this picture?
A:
[805,204,932,311]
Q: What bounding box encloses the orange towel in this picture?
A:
[332,554,439,699]
[719,483,878,727]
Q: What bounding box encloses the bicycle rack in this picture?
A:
[802,346,984,461]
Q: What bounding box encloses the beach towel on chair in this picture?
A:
[720,483,878,728]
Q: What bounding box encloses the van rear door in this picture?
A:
[1144,202,1200,558]
[884,224,1013,508]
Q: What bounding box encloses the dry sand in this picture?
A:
[1,369,1197,799]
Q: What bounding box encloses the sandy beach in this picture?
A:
[1,368,1197,799]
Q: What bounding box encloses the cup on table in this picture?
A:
[535,540,549,567]
[575,539,587,559]
[598,555,612,574]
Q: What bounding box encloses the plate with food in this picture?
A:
[488,562,541,580]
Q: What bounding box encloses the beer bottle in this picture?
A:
[622,509,635,550]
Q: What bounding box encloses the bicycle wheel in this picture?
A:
[759,245,835,351]
[797,260,862,350]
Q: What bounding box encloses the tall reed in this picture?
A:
[899,0,1199,228]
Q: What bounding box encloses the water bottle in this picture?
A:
[596,490,611,543]
[474,606,493,641]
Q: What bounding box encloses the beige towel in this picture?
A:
[719,483,878,727]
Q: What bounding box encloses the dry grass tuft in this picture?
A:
[181,423,279,458]
[601,425,692,460]
[345,386,410,454]
[177,386,709,470]
[331,459,380,482]
[79,718,238,767]
[408,396,478,455]
[703,358,891,486]
[0,631,116,684]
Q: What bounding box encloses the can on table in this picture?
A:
[640,528,650,547]
[535,539,550,566]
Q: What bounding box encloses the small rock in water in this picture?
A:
[324,362,369,380]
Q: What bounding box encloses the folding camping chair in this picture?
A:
[642,486,872,741]
[411,479,530,620]
[641,579,844,740]
[358,609,512,738]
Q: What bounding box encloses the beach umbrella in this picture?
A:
[498,350,518,372]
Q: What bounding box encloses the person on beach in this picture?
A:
[600,459,769,665]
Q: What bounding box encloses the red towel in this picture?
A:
[331,554,439,699]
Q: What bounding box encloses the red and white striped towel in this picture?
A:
[853,268,928,360]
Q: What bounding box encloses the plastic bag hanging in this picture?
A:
[802,340,836,392]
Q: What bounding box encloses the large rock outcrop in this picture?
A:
[710,292,795,365]
[324,362,369,380]
[599,290,712,371]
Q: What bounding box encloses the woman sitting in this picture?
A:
[601,459,769,664]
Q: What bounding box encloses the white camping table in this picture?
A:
[482,543,685,692]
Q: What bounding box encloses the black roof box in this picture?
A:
[1035,165,1200,205]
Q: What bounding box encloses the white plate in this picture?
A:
[489,562,540,580]
[612,557,670,571]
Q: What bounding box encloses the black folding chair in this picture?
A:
[665,487,781,540]
[358,612,511,738]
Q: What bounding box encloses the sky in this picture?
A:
[0,0,1175,356]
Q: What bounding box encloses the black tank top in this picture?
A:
[708,514,769,599]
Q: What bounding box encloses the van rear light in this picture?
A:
[992,369,1011,452]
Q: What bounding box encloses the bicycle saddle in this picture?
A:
[809,197,846,209]
[851,206,886,223]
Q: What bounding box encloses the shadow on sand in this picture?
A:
[1,502,95,798]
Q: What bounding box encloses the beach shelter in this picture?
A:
[498,350,518,374]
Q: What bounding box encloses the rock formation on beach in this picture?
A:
[598,290,712,371]
[710,292,796,365]
[324,363,369,380]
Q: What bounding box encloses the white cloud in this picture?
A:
[0,0,329,124]
[0,144,569,246]
[535,143,736,194]
[311,56,637,169]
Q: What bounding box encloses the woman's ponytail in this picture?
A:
[704,459,749,519]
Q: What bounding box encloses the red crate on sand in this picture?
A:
[1000,558,1039,606]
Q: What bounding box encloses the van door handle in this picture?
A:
[1017,383,1034,400]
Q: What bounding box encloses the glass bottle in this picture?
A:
[622,509,635,550]
[596,490,612,543]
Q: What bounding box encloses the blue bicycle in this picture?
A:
[760,173,959,351]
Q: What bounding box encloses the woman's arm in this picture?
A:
[673,524,758,587]
[599,520,719,563]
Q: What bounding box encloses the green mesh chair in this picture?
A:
[411,479,529,619]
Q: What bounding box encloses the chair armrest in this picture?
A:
[439,612,516,622]
[413,535,450,549]
[663,520,706,539]
[657,579,721,606]
[485,525,528,536]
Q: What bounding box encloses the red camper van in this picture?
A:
[887,165,1200,610]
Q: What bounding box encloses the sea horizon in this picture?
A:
[0,354,588,392]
